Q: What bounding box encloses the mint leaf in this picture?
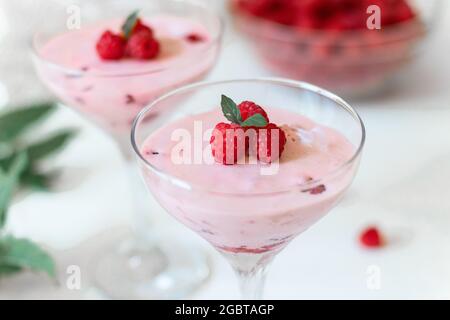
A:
[0,263,22,276]
[21,170,56,191]
[27,130,76,161]
[0,153,28,228]
[241,113,268,128]
[0,103,55,142]
[122,10,140,39]
[221,95,242,124]
[0,130,74,191]
[0,236,55,278]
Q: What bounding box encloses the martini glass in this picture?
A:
[31,0,223,299]
[132,78,365,299]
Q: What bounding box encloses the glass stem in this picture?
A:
[223,250,276,300]
[235,264,269,300]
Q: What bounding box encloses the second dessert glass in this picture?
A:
[31,0,223,299]
[132,78,366,299]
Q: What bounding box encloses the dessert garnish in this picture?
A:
[359,226,384,248]
[96,31,126,60]
[210,95,286,164]
[96,10,160,60]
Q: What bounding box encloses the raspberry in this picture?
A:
[393,0,415,23]
[360,226,383,248]
[256,123,286,163]
[210,123,246,165]
[237,0,276,16]
[126,30,160,60]
[238,101,270,123]
[96,31,126,60]
[133,19,154,37]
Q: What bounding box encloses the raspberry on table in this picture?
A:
[126,30,160,60]
[238,101,270,123]
[96,31,126,60]
[359,226,384,248]
[210,123,246,165]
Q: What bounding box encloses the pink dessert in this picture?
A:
[35,15,219,139]
[139,107,358,253]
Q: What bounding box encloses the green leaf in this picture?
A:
[27,130,76,161]
[0,236,55,278]
[221,95,242,124]
[0,263,22,276]
[0,153,28,228]
[21,170,56,191]
[122,10,140,39]
[241,113,269,128]
[0,103,55,142]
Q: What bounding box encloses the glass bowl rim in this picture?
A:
[30,0,224,78]
[131,77,366,196]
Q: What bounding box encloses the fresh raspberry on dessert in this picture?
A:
[359,226,384,248]
[126,31,160,59]
[238,101,270,123]
[256,123,287,163]
[96,30,126,60]
[210,123,246,165]
[393,0,416,23]
[186,33,205,43]
[132,19,154,37]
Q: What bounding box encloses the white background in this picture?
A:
[1,0,450,299]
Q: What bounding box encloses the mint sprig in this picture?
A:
[220,95,268,128]
[0,153,28,228]
[0,102,76,279]
[0,103,54,142]
[221,95,242,124]
[0,236,55,278]
[122,10,140,39]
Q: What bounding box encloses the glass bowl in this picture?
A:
[230,0,442,98]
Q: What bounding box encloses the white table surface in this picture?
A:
[1,1,450,299]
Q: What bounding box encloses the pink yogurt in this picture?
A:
[139,108,359,253]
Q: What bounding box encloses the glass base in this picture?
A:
[87,228,211,299]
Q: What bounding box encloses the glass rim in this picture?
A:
[131,78,366,195]
[29,0,225,78]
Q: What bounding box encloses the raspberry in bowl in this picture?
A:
[230,0,440,97]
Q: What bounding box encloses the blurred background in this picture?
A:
[0,0,449,299]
